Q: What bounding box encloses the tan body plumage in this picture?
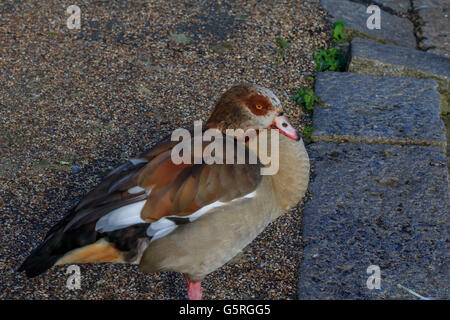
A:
[140,135,310,281]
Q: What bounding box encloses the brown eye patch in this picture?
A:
[245,95,272,116]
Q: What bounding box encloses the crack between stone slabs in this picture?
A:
[407,0,429,51]
[311,134,446,149]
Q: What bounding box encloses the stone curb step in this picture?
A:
[297,142,449,299]
[348,37,450,114]
[312,72,446,148]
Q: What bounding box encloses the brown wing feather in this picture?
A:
[139,140,263,222]
[48,133,262,235]
[138,150,192,190]
[171,166,202,214]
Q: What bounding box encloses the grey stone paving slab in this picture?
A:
[320,0,416,48]
[413,0,450,57]
[312,72,446,147]
[298,142,449,299]
[349,37,450,114]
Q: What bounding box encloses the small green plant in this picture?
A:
[302,125,315,143]
[277,37,290,49]
[312,21,347,72]
[292,89,318,111]
[332,20,346,44]
[313,46,346,72]
[276,37,290,63]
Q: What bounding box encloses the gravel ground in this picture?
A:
[0,0,330,299]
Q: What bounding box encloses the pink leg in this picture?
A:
[184,274,202,300]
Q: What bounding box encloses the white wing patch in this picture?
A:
[94,190,257,243]
[146,191,257,242]
[95,200,147,233]
[127,186,146,194]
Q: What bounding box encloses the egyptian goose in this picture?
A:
[19,83,310,299]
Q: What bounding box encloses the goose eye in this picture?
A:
[255,105,263,110]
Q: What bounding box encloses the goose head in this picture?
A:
[206,83,300,141]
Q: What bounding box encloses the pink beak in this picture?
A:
[271,113,300,141]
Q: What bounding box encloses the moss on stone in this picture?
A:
[343,28,390,47]
[311,132,445,148]
[442,114,450,175]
